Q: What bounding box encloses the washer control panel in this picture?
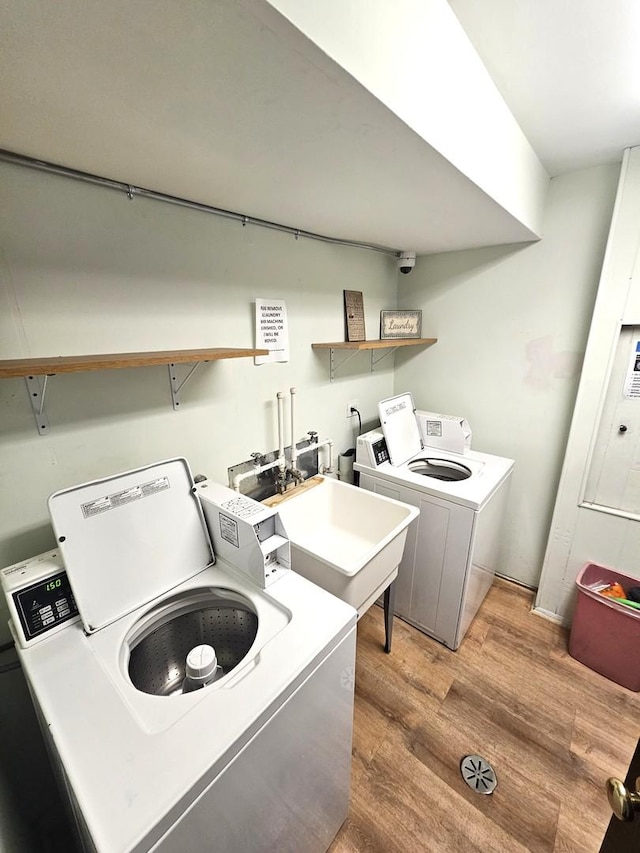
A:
[1,549,80,647]
[355,430,390,468]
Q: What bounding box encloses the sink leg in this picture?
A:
[383,581,396,654]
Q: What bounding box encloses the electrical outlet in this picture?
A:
[346,399,360,418]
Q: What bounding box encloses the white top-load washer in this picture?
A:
[1,459,357,853]
[354,393,514,650]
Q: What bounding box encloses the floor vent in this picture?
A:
[460,755,498,795]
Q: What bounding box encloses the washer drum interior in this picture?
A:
[407,457,472,482]
[126,589,258,696]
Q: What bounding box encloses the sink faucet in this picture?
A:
[275,466,289,494]
[289,466,305,487]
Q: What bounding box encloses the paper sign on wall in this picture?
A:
[255,299,289,365]
[623,341,640,398]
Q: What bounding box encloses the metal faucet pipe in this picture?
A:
[277,391,286,473]
[316,438,335,474]
[232,456,284,492]
[292,436,335,475]
[290,387,297,469]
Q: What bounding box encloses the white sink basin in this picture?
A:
[269,476,418,617]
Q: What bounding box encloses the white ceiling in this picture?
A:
[1,1,638,254]
[448,0,640,177]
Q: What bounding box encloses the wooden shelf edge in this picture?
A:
[311,338,437,351]
[0,347,269,378]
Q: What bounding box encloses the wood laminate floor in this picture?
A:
[330,578,640,853]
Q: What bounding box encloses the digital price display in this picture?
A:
[13,570,79,642]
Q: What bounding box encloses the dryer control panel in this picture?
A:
[1,549,80,647]
[355,430,390,469]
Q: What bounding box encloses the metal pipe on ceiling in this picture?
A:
[0,148,399,257]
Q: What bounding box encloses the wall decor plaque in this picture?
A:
[380,310,422,340]
[344,290,366,341]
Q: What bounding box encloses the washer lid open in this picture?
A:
[48,458,213,633]
[378,392,422,466]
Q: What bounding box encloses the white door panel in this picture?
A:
[585,325,640,516]
[620,232,640,323]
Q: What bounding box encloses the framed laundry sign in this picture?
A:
[380,310,422,340]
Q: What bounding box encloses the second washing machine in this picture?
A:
[354,393,514,650]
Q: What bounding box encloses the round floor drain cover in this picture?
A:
[460,755,497,795]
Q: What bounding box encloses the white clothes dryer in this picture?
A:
[354,393,514,650]
[1,458,356,853]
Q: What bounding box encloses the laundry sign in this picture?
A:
[255,298,289,365]
[623,340,640,398]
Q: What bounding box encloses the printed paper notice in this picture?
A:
[624,341,640,398]
[255,298,289,365]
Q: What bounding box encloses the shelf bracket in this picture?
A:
[371,346,398,372]
[168,362,205,409]
[25,374,51,435]
[329,348,361,382]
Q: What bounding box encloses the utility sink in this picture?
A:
[266,476,418,617]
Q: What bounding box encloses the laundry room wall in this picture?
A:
[394,163,620,589]
[0,160,399,640]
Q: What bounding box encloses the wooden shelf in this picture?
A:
[0,347,268,378]
[312,338,437,380]
[311,338,437,351]
[1,346,268,435]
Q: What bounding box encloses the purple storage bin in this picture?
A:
[569,562,640,691]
